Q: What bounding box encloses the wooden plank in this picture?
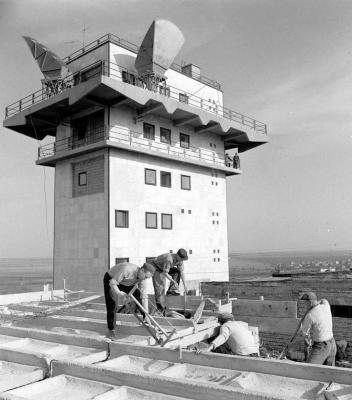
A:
[234,315,300,335]
[232,300,297,318]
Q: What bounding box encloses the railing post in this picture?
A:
[199,148,201,159]
[129,131,132,146]
[37,147,41,159]
[253,120,256,130]
[32,93,35,105]
[200,98,203,109]
[19,100,22,112]
[5,107,8,118]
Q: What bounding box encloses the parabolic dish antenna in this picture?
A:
[135,20,184,88]
[23,36,69,80]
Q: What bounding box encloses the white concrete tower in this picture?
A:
[3,22,267,291]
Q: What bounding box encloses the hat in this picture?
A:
[300,292,317,301]
[142,262,156,274]
[177,248,188,260]
[218,313,234,324]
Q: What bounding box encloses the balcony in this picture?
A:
[37,125,241,176]
[4,60,267,137]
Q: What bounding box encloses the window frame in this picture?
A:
[115,257,129,264]
[179,93,189,104]
[145,212,158,229]
[115,210,129,228]
[160,127,171,145]
[145,168,157,186]
[143,122,155,141]
[78,172,87,186]
[161,213,173,230]
[160,171,172,188]
[180,133,190,149]
[181,175,191,190]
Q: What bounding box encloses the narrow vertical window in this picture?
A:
[180,133,190,149]
[181,175,191,190]
[160,127,171,144]
[115,210,129,228]
[145,212,158,229]
[160,171,171,187]
[143,123,155,140]
[145,168,157,185]
[161,214,172,230]
[78,172,87,186]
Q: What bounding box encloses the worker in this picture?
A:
[300,292,336,365]
[225,153,232,167]
[103,261,156,338]
[233,152,240,169]
[151,249,188,315]
[197,313,259,356]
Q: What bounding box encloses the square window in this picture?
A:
[161,213,172,230]
[213,258,216,262]
[217,221,219,225]
[181,175,191,190]
[115,210,129,228]
[217,249,220,253]
[146,212,157,229]
[188,209,191,214]
[181,209,185,214]
[145,168,156,185]
[212,212,215,216]
[216,212,219,216]
[213,220,215,224]
[210,143,213,147]
[160,127,171,145]
[216,182,218,186]
[213,249,216,254]
[180,133,190,149]
[160,171,171,187]
[169,250,173,253]
[115,257,129,264]
[146,256,155,263]
[189,250,193,254]
[179,93,189,104]
[78,172,87,186]
[143,122,155,140]
[211,181,214,185]
[218,258,220,262]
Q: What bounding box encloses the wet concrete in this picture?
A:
[0,361,44,391]
[100,355,174,374]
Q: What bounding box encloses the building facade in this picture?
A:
[4,33,267,291]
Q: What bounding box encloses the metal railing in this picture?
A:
[64,33,221,90]
[37,125,234,170]
[5,59,267,134]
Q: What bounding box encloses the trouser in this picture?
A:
[152,269,166,314]
[167,267,181,294]
[213,342,258,357]
[307,338,336,366]
[103,272,144,330]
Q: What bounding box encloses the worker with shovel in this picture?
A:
[103,261,156,338]
[300,292,336,366]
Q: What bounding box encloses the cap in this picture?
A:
[300,292,317,301]
[142,262,156,275]
[177,248,188,260]
[218,312,234,324]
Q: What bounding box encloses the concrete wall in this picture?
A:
[53,149,109,291]
[67,43,109,73]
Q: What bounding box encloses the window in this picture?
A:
[143,123,155,140]
[78,172,87,186]
[161,214,172,230]
[180,133,190,149]
[160,127,171,144]
[181,209,185,214]
[179,93,189,104]
[115,257,129,264]
[115,210,129,228]
[181,175,191,190]
[331,305,352,318]
[146,257,155,263]
[189,250,193,254]
[145,168,156,185]
[145,212,157,229]
[122,71,136,85]
[160,171,171,187]
[188,210,191,214]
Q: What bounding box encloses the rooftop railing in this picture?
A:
[63,33,221,90]
[5,60,267,135]
[37,125,236,170]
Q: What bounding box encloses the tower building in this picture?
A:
[3,21,267,291]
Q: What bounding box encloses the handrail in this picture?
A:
[5,59,267,134]
[37,125,233,170]
[63,33,221,90]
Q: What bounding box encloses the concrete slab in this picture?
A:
[160,363,241,385]
[97,386,191,400]
[99,355,174,374]
[0,361,44,391]
[0,336,22,345]
[230,372,327,399]
[7,374,117,400]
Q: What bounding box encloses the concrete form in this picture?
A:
[0,295,351,400]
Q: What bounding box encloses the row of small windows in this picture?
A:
[115,210,173,230]
[115,251,194,266]
[145,168,191,190]
[181,209,192,214]
[213,258,221,262]
[213,249,220,254]
[143,123,190,149]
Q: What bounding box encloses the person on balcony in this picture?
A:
[151,249,188,315]
[233,152,240,169]
[225,153,232,167]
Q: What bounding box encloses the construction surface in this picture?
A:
[0,293,351,399]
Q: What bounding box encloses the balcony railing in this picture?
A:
[63,33,221,90]
[5,60,267,135]
[37,125,237,170]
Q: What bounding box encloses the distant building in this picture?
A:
[3,26,267,291]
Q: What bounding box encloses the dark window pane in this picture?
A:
[143,123,155,140]
[145,169,156,185]
[115,210,129,228]
[180,133,190,149]
[179,93,189,104]
[160,171,171,187]
[161,214,172,229]
[160,128,171,144]
[115,257,129,264]
[146,212,157,229]
[181,175,191,190]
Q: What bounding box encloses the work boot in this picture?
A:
[167,290,181,296]
[107,329,118,340]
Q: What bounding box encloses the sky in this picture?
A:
[0,0,352,257]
